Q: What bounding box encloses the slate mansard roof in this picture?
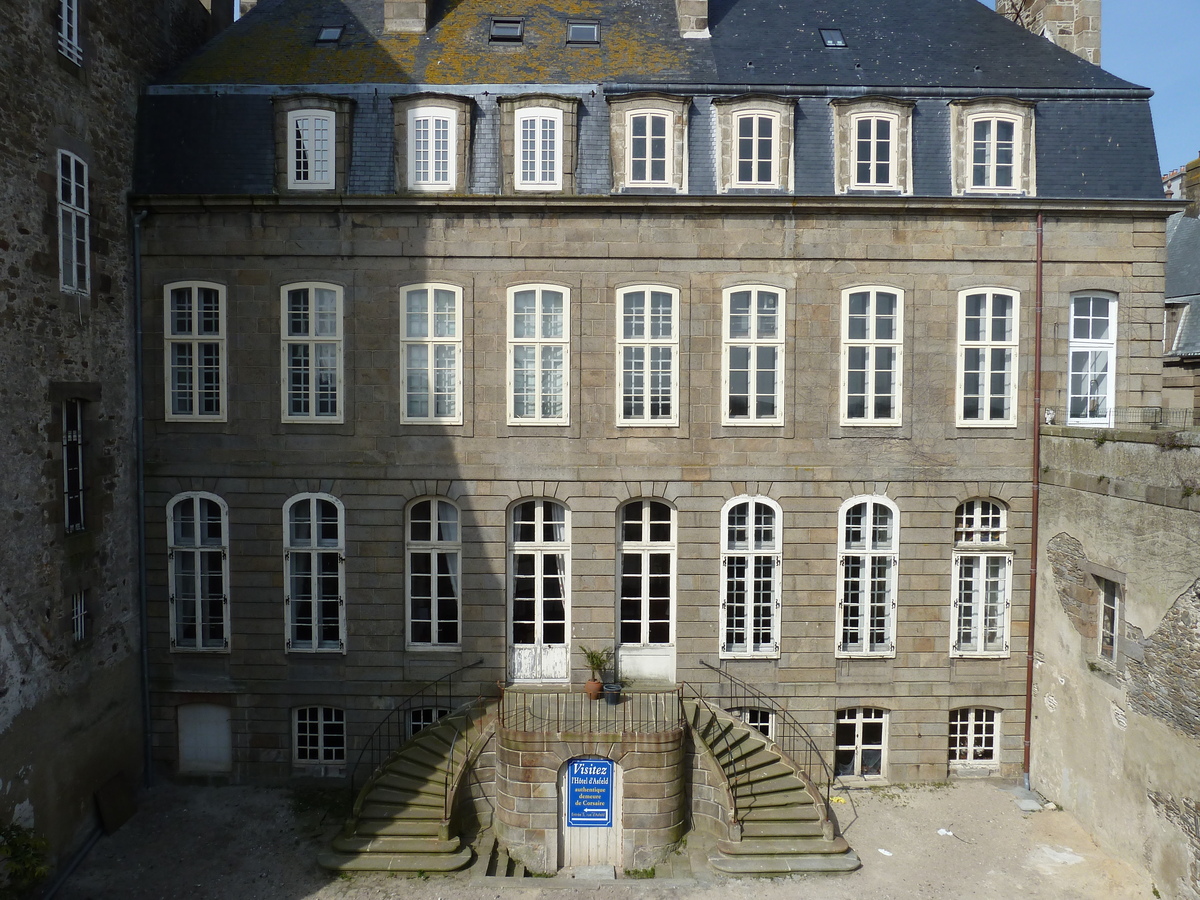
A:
[134,0,1165,200]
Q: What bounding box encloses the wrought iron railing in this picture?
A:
[498,686,684,736]
[1074,406,1198,430]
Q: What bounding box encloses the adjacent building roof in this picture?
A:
[1167,212,1200,357]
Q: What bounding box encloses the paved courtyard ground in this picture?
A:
[55,779,1157,900]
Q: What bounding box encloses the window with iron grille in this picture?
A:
[62,399,85,533]
[71,590,88,642]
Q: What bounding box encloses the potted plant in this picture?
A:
[579,645,614,701]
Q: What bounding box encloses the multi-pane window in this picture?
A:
[734,113,778,186]
[402,284,462,422]
[165,283,226,420]
[628,112,669,185]
[62,399,85,534]
[723,286,783,424]
[284,494,345,653]
[71,590,89,642]
[58,151,89,294]
[516,108,562,190]
[407,706,450,738]
[509,499,569,651]
[730,707,775,740]
[952,500,1011,657]
[949,707,998,764]
[1097,576,1121,662]
[287,110,334,189]
[618,286,677,424]
[57,0,83,63]
[618,500,675,647]
[406,498,461,647]
[1068,293,1116,426]
[282,283,343,422]
[294,706,345,764]
[168,493,230,652]
[970,117,1018,190]
[958,289,1018,426]
[407,106,456,189]
[720,497,781,658]
[852,115,895,188]
[835,708,887,778]
[836,496,898,657]
[842,287,903,425]
[509,285,568,423]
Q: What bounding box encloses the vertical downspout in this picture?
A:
[1023,212,1044,790]
[132,208,153,788]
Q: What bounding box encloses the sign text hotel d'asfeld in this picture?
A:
[566,758,614,827]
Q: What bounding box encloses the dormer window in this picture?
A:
[712,96,794,193]
[275,96,354,193]
[490,17,524,42]
[831,96,914,194]
[607,94,689,193]
[950,98,1036,196]
[499,96,580,194]
[394,95,473,193]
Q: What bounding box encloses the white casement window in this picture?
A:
[836,496,898,657]
[951,500,1012,658]
[71,590,89,642]
[618,500,675,648]
[281,283,343,422]
[851,114,897,189]
[729,707,775,740]
[958,289,1018,426]
[734,112,780,187]
[58,151,89,294]
[287,110,335,189]
[1068,293,1117,426]
[407,106,456,190]
[628,112,670,185]
[167,492,230,652]
[618,286,678,425]
[516,107,563,190]
[509,499,570,659]
[949,707,999,765]
[952,100,1034,196]
[406,498,461,648]
[62,398,85,533]
[284,494,346,653]
[57,0,82,64]
[294,706,346,764]
[165,282,226,421]
[508,285,569,424]
[835,708,888,778]
[723,286,784,424]
[1097,576,1121,662]
[407,706,450,738]
[402,284,462,423]
[970,116,1020,191]
[842,287,903,425]
[720,497,781,658]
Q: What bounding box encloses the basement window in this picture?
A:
[316,25,344,44]
[490,17,524,42]
[567,20,600,44]
[820,28,847,48]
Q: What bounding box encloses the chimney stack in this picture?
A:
[996,0,1101,65]
[675,0,709,38]
[385,0,428,34]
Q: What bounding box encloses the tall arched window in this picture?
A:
[508,499,570,681]
[720,496,781,657]
[836,496,898,657]
[167,492,230,651]
[1068,292,1117,426]
[951,499,1011,657]
[406,497,461,647]
[618,500,675,647]
[284,493,345,652]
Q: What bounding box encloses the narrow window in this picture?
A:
[168,493,231,652]
[62,398,85,533]
[406,498,461,647]
[852,115,895,188]
[958,290,1018,426]
[970,117,1017,190]
[516,108,563,190]
[407,706,450,737]
[284,494,345,652]
[618,286,677,424]
[57,0,83,64]
[165,283,226,420]
[287,110,335,189]
[1097,576,1121,662]
[508,285,569,423]
[836,496,897,657]
[734,113,778,186]
[720,497,781,658]
[402,284,462,422]
[70,590,89,642]
[58,151,89,294]
[842,287,903,425]
[949,707,998,764]
[723,286,784,424]
[835,708,887,778]
[281,283,343,422]
[294,706,346,763]
[628,113,669,185]
[618,501,675,647]
[407,107,456,190]
[951,500,1011,657]
[1068,293,1116,426]
[509,500,570,677]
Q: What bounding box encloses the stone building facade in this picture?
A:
[997,0,1102,64]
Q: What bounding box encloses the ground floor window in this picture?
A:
[835,707,887,778]
[407,706,450,738]
[295,706,346,764]
[948,707,997,764]
[729,706,774,740]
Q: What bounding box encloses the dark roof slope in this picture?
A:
[1167,212,1200,301]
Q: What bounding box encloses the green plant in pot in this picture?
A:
[579,645,614,701]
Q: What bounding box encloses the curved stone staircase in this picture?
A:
[685,699,861,875]
[317,702,495,873]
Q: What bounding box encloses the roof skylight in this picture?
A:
[567,20,600,45]
[316,25,344,44]
[820,28,847,48]
[490,17,525,42]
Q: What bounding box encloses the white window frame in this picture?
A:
[850,113,898,190]
[968,114,1021,192]
[836,496,898,658]
[407,105,457,191]
[406,497,462,649]
[70,590,89,642]
[719,496,781,659]
[281,283,344,423]
[167,492,231,652]
[58,150,89,295]
[957,289,1019,427]
[287,109,335,190]
[165,282,227,421]
[617,286,678,425]
[949,707,999,765]
[508,499,571,666]
[294,706,346,764]
[515,107,563,191]
[57,0,82,64]
[284,493,346,653]
[508,284,569,424]
[733,111,781,187]
[841,286,903,426]
[729,707,775,740]
[401,283,462,423]
[1097,575,1121,663]
[1068,292,1117,426]
[62,398,85,534]
[407,706,451,738]
[951,500,1012,658]
[835,707,888,779]
[627,111,672,186]
[618,500,676,649]
[722,286,784,425]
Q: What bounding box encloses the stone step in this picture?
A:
[740,818,827,838]
[727,758,795,784]
[733,773,808,800]
[716,836,852,857]
[357,801,444,821]
[364,787,445,808]
[371,771,446,797]
[709,849,862,876]
[385,746,453,774]
[352,817,444,838]
[317,845,473,873]
[331,834,462,855]
[740,801,822,822]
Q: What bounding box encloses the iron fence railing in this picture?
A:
[498,686,684,736]
[1083,406,1197,430]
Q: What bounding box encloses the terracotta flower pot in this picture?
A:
[585,679,603,701]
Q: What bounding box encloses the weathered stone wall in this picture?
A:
[997,0,1101,64]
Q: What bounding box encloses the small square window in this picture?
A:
[567,20,599,44]
[316,25,344,43]
[490,17,524,42]
[820,28,847,48]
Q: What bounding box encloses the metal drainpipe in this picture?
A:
[1023,212,1044,790]
[132,208,153,789]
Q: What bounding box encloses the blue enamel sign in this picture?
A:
[566,758,614,827]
